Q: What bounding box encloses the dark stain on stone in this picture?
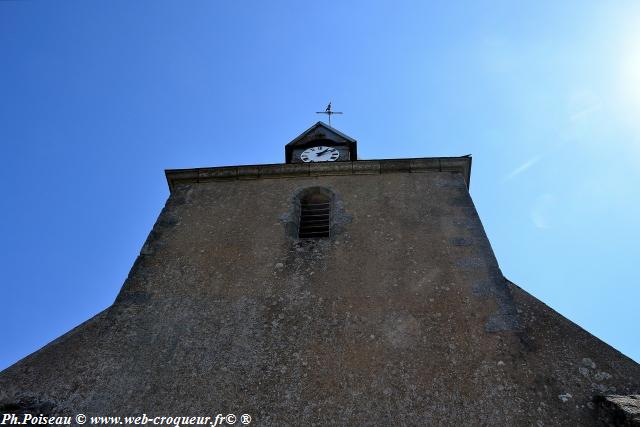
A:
[473,271,521,333]
[168,184,192,206]
[116,291,151,306]
[517,332,538,354]
[0,397,57,415]
[140,210,179,255]
[449,194,474,207]
[450,237,473,246]
[455,257,484,269]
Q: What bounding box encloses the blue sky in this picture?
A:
[1,1,639,370]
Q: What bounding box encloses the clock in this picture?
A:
[300,146,340,162]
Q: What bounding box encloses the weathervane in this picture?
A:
[316,102,343,126]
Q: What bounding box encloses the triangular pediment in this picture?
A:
[286,121,356,147]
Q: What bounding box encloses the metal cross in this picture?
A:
[316,102,343,126]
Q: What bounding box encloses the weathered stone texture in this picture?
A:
[594,395,640,426]
[1,170,639,426]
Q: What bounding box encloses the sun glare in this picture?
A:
[616,35,640,120]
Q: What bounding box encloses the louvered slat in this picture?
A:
[299,200,330,238]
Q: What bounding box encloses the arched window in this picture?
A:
[298,191,331,238]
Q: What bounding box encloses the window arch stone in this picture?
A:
[298,190,331,238]
[280,186,351,240]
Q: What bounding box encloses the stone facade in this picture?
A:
[1,158,639,425]
[594,395,640,426]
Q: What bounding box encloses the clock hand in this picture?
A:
[316,148,330,156]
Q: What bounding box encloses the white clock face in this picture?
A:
[300,146,340,162]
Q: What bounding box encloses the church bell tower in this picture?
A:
[1,120,639,425]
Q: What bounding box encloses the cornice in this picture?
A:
[165,157,472,193]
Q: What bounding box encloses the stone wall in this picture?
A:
[1,165,639,425]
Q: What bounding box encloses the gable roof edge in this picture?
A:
[285,121,356,147]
